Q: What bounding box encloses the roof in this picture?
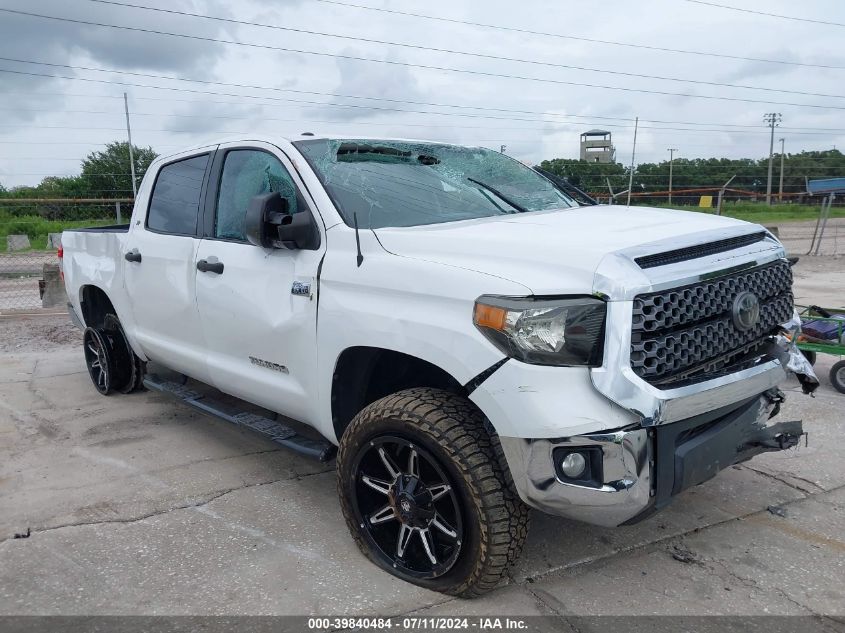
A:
[581,129,611,136]
[807,178,845,195]
[154,134,477,163]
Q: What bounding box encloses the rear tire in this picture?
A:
[83,327,115,396]
[830,360,845,394]
[103,314,145,393]
[336,388,530,598]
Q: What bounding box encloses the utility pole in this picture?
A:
[626,117,638,207]
[124,92,138,198]
[667,148,678,204]
[778,138,785,203]
[499,145,506,154]
[764,113,781,206]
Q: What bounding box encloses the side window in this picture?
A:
[147,154,209,235]
[215,150,300,241]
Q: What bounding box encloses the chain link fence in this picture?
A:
[0,195,839,313]
[0,199,131,313]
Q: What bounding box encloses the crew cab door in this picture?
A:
[123,148,215,382]
[194,142,326,424]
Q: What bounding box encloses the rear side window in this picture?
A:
[147,154,209,235]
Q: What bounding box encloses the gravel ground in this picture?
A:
[0,314,80,353]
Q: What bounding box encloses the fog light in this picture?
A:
[560,452,587,478]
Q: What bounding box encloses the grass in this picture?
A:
[0,213,114,252]
[639,201,844,225]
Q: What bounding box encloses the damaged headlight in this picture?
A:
[473,296,606,366]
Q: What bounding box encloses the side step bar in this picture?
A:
[143,374,336,462]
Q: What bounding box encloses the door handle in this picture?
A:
[197,259,224,274]
[124,249,142,263]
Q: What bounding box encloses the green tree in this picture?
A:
[538,158,628,194]
[80,141,158,199]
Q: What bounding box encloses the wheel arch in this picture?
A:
[79,284,118,328]
[331,346,467,441]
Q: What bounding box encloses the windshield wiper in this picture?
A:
[466,177,528,213]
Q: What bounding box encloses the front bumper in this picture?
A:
[499,390,803,527]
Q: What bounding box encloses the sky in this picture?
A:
[1,0,844,188]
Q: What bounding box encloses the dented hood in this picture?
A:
[374,205,760,295]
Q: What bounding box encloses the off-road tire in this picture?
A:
[104,313,146,393]
[83,327,115,396]
[336,387,530,598]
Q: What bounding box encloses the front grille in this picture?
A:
[630,259,793,387]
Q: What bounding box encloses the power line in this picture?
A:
[1,9,843,110]
[681,0,845,27]
[7,88,842,132]
[6,103,845,138]
[309,0,845,70]
[83,0,845,100]
[5,59,845,138]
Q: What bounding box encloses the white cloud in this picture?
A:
[1,0,844,186]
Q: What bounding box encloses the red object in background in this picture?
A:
[57,245,64,280]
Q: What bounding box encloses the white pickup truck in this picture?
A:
[62,136,813,597]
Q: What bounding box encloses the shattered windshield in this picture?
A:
[294,139,577,229]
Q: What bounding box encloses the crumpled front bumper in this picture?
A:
[499,389,804,527]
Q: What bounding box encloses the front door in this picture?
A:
[123,150,214,382]
[193,143,325,424]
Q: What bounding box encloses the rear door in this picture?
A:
[194,141,326,423]
[123,149,215,382]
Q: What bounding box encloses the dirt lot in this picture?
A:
[0,258,843,620]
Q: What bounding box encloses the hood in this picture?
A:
[374,206,762,295]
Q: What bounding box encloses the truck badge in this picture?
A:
[732,292,760,332]
[291,281,311,297]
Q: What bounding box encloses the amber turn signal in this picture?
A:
[474,303,508,331]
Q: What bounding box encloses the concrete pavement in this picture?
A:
[0,342,843,617]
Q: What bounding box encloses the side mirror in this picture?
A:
[244,192,319,250]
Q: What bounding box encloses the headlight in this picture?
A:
[473,296,606,366]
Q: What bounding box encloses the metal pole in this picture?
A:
[814,194,834,256]
[124,92,138,198]
[764,113,781,206]
[717,175,736,216]
[667,148,677,205]
[115,201,122,223]
[626,117,638,207]
[606,177,614,205]
[778,138,785,203]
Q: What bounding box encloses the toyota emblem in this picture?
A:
[732,291,760,332]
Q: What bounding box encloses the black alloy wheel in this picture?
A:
[350,436,463,579]
[337,388,530,597]
[83,327,114,395]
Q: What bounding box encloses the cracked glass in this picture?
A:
[295,139,577,229]
[215,149,299,241]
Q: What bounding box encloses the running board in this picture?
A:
[143,374,336,462]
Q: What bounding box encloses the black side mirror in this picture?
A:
[244,193,319,250]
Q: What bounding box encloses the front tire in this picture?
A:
[336,388,530,598]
